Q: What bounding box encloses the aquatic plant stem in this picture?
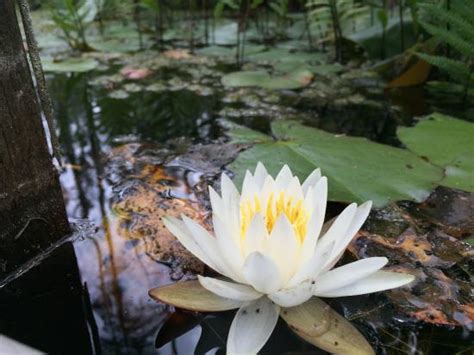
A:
[399,0,405,52]
[329,0,343,62]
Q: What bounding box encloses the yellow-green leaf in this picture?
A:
[149,281,242,312]
[281,297,374,355]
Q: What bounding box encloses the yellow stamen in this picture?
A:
[240,191,309,242]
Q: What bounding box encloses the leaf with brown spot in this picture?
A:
[281,297,374,355]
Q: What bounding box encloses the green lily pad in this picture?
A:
[42,57,99,73]
[89,38,148,53]
[222,69,314,90]
[197,45,235,57]
[397,113,474,192]
[281,297,374,355]
[227,120,443,207]
[197,44,266,58]
[149,281,242,312]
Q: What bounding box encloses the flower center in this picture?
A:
[240,191,309,242]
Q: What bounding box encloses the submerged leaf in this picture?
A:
[149,281,243,312]
[281,297,374,355]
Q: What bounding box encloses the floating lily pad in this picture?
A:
[89,38,146,53]
[281,297,374,355]
[398,113,474,192]
[227,120,443,207]
[222,69,314,90]
[149,281,242,312]
[197,45,235,57]
[42,57,99,73]
[197,44,266,58]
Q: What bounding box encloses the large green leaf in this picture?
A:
[227,120,443,207]
[397,113,474,192]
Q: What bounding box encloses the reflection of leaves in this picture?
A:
[99,89,215,141]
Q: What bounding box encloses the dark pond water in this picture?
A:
[1,57,472,355]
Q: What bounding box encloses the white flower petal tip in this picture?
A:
[315,271,416,298]
[313,257,389,295]
[197,276,262,302]
[227,297,280,355]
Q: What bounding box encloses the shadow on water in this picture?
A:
[1,65,472,354]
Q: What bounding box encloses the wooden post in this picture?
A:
[0,0,69,278]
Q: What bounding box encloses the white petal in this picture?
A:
[254,162,268,188]
[212,213,245,282]
[310,176,328,218]
[209,186,224,216]
[266,215,299,281]
[243,252,283,293]
[302,168,322,195]
[198,276,262,301]
[243,213,269,256]
[221,173,240,202]
[285,176,304,202]
[344,200,372,239]
[181,215,237,278]
[275,164,293,190]
[324,201,372,270]
[260,175,276,211]
[269,281,313,307]
[300,177,328,265]
[241,170,259,202]
[314,271,415,297]
[304,185,314,210]
[316,203,357,255]
[287,239,335,288]
[163,216,222,273]
[220,173,241,245]
[227,297,280,355]
[313,257,388,295]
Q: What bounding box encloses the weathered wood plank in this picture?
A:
[0,0,69,278]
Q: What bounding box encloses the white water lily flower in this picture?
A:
[162,162,415,354]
